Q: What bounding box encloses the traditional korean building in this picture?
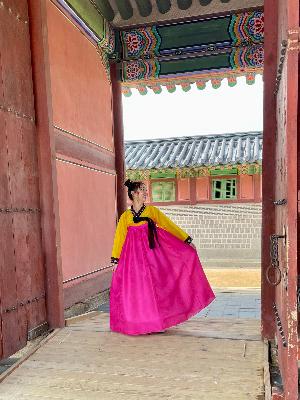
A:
[125,132,262,269]
[125,132,262,205]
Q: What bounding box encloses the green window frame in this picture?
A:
[212,178,237,200]
[151,181,176,202]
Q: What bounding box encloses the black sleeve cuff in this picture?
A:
[184,236,193,244]
[111,257,119,264]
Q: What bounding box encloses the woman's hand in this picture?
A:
[111,263,118,273]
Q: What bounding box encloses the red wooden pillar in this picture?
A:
[28,0,64,328]
[190,177,197,205]
[253,174,262,202]
[111,63,127,218]
[261,0,278,338]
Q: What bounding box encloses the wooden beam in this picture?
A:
[135,0,152,17]
[93,0,115,21]
[111,64,127,218]
[115,0,133,20]
[177,0,192,10]
[28,0,64,329]
[156,0,171,14]
[261,0,277,339]
[55,128,115,172]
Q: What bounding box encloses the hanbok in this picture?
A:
[110,204,215,335]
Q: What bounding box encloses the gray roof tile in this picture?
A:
[125,132,262,170]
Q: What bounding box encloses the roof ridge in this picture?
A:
[125,131,262,144]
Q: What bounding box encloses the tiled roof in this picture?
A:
[125,132,262,169]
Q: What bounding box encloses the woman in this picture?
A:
[110,180,215,335]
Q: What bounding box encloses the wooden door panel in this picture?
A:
[273,1,299,397]
[0,0,47,360]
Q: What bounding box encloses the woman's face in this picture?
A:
[133,184,148,202]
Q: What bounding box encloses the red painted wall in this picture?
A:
[178,179,190,201]
[47,1,114,151]
[56,160,116,283]
[240,175,254,200]
[46,1,116,305]
[196,177,210,201]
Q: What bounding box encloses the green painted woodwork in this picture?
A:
[135,0,152,17]
[246,165,257,175]
[237,164,262,175]
[126,163,262,182]
[93,0,115,21]
[115,0,133,20]
[177,0,193,10]
[66,0,104,38]
[127,170,145,180]
[210,167,238,176]
[156,0,171,13]
[160,53,230,75]
[157,17,231,50]
[152,181,176,202]
[150,170,176,179]
[212,178,237,200]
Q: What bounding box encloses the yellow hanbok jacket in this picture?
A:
[111,205,191,262]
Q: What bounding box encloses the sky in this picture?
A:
[122,75,263,141]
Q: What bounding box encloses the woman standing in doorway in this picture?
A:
[110,180,215,335]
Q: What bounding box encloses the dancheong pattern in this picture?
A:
[120,11,264,60]
[230,45,264,69]
[229,11,264,45]
[122,59,160,81]
[119,9,264,92]
[97,20,116,83]
[98,20,115,54]
[121,27,161,59]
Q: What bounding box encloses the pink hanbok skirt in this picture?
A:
[110,224,215,335]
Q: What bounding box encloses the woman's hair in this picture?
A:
[124,179,144,201]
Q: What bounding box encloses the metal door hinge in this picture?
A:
[273,303,288,347]
[274,40,288,94]
[3,293,45,313]
[273,199,287,206]
[0,207,40,214]
[287,28,300,52]
[274,29,300,94]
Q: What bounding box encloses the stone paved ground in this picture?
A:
[196,289,261,319]
[98,288,261,320]
[0,289,264,400]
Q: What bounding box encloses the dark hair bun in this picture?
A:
[124,179,132,188]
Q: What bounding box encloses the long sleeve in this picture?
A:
[151,206,192,242]
[111,212,128,262]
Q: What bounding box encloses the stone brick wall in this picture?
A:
[159,203,262,268]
